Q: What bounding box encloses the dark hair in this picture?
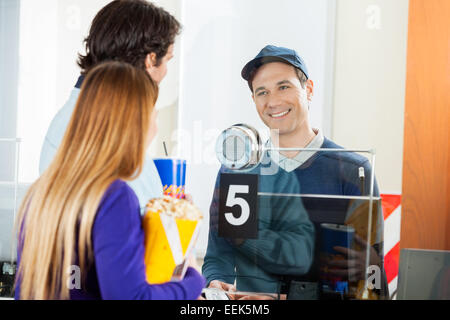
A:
[77,0,181,75]
[247,63,308,93]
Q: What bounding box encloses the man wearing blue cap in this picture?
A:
[202,45,388,299]
[241,45,314,155]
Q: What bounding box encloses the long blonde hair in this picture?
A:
[15,61,159,300]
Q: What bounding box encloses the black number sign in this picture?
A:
[218,173,258,239]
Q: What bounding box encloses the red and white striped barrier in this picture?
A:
[380,194,402,299]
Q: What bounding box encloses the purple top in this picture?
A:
[15,180,205,300]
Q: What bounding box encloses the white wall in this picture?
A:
[177,0,337,255]
[16,0,110,183]
[0,0,21,262]
[331,0,409,193]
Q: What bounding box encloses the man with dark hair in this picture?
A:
[39,0,181,209]
[77,0,179,81]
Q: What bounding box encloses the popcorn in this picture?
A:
[143,196,203,284]
[146,196,203,221]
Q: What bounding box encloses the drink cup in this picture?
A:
[154,158,186,199]
[319,223,355,294]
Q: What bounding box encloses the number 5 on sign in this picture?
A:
[225,185,250,226]
[218,173,258,239]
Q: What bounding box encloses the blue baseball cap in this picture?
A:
[241,45,309,81]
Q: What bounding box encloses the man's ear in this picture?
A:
[145,52,157,72]
[306,79,314,101]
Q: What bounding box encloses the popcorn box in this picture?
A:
[143,197,203,284]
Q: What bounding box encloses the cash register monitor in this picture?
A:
[397,248,450,300]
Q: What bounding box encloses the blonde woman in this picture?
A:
[14,62,205,300]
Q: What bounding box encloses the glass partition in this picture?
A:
[203,148,386,300]
[0,138,21,298]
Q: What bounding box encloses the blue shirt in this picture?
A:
[39,76,163,212]
[15,180,205,300]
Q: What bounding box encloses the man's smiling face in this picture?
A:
[251,62,312,137]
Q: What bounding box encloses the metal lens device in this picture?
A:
[215,124,263,170]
